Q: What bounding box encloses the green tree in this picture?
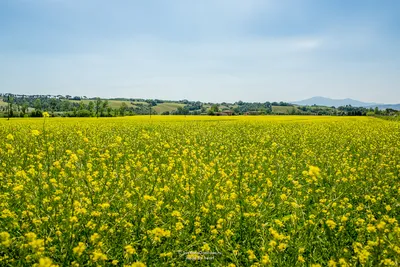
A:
[95,98,102,118]
[107,107,112,117]
[61,100,71,111]
[88,101,94,114]
[7,96,14,120]
[182,107,189,116]
[210,104,219,113]
[119,102,128,116]
[21,102,29,116]
[78,101,85,111]
[34,99,42,111]
[101,100,109,117]
[49,98,58,113]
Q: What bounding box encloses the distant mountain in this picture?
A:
[291,97,400,110]
[292,96,379,108]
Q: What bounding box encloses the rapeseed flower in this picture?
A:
[0,116,399,266]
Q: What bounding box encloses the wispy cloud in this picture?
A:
[292,38,322,50]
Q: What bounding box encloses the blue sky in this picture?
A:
[0,0,399,103]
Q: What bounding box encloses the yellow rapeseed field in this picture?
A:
[1,116,400,266]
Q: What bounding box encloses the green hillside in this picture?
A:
[69,100,140,109]
[152,103,185,114]
[272,105,299,114]
[68,100,183,114]
[0,98,8,107]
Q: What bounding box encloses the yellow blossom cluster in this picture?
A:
[0,115,399,266]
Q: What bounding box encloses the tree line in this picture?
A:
[0,95,143,118]
[1,93,398,118]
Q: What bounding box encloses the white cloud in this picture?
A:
[292,38,322,50]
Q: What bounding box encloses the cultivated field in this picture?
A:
[0,98,8,107]
[152,103,185,114]
[69,100,142,109]
[1,116,399,266]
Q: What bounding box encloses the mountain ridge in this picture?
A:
[292,96,400,110]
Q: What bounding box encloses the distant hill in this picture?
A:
[292,97,400,110]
